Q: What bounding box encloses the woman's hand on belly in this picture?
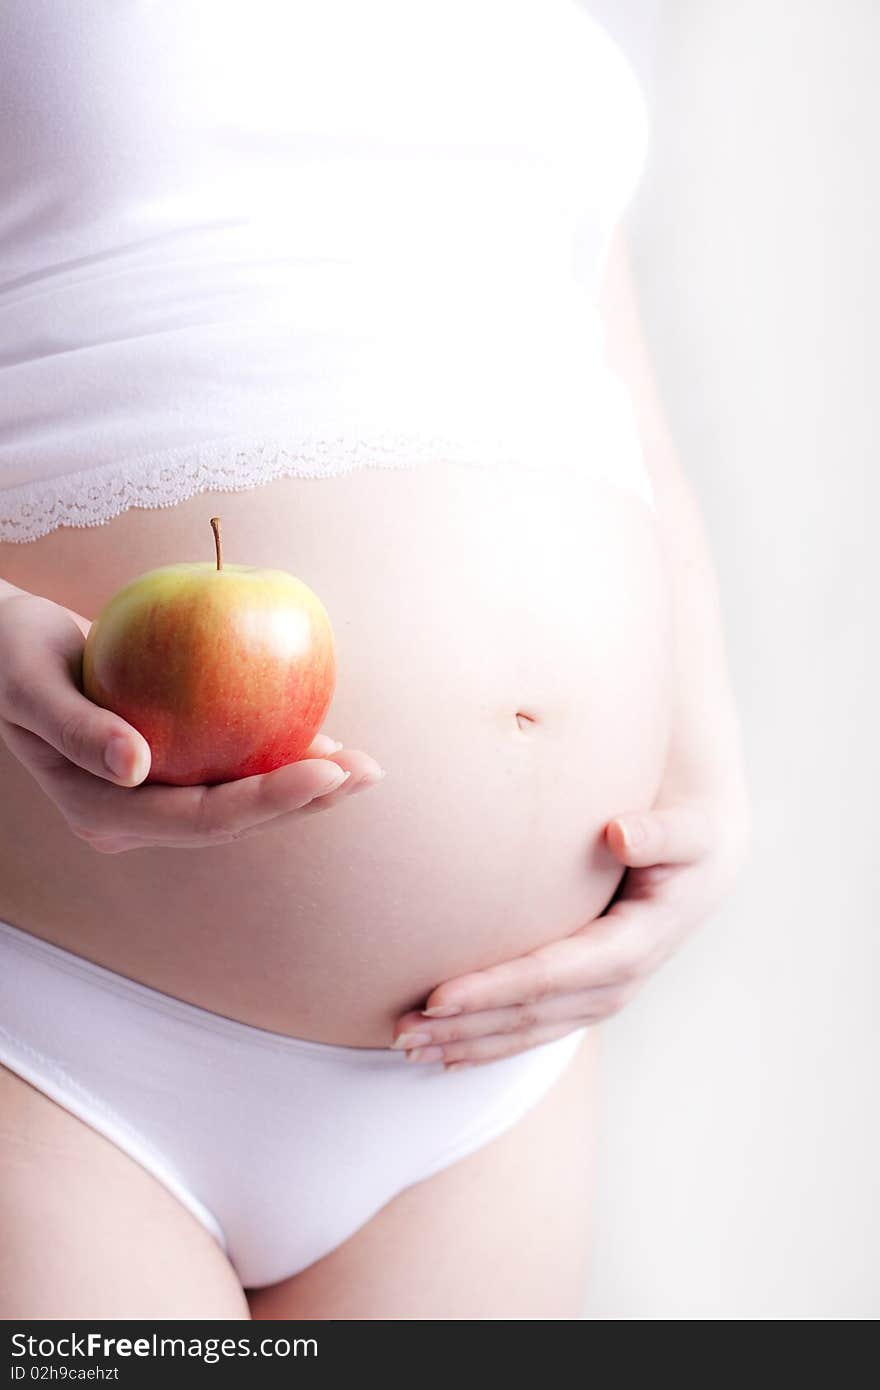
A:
[391,799,751,1067]
[0,587,385,853]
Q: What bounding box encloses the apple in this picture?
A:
[82,517,337,786]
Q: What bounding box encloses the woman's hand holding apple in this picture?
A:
[0,584,384,855]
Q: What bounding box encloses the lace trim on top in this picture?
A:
[0,430,655,543]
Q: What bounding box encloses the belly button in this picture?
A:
[515,711,538,732]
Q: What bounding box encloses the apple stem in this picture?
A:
[210,516,223,571]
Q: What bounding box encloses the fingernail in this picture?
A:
[422,1004,462,1018]
[104,736,129,779]
[620,817,647,849]
[444,1061,472,1072]
[329,739,344,752]
[105,734,147,783]
[361,767,386,783]
[405,1045,445,1064]
[391,1031,432,1050]
[314,768,351,797]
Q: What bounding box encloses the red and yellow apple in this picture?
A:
[82,517,337,786]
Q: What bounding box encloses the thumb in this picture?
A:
[5,654,151,786]
[605,803,714,869]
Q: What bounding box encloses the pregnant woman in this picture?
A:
[0,2,750,1320]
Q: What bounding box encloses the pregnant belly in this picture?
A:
[0,461,673,1045]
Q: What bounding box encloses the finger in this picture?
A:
[76,761,387,853]
[4,717,383,847]
[76,733,355,839]
[605,803,716,868]
[393,985,628,1048]
[421,910,652,1018]
[305,733,345,758]
[19,736,381,845]
[0,717,343,834]
[1,646,151,787]
[409,1022,581,1068]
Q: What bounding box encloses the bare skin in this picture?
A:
[0,1065,251,1321]
[0,463,672,1045]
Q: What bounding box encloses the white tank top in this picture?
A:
[0,0,654,542]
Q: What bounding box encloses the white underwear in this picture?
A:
[0,917,585,1290]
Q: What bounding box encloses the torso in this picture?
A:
[0,1,668,1046]
[0,464,672,1045]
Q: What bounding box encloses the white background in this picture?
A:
[583,0,879,1320]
